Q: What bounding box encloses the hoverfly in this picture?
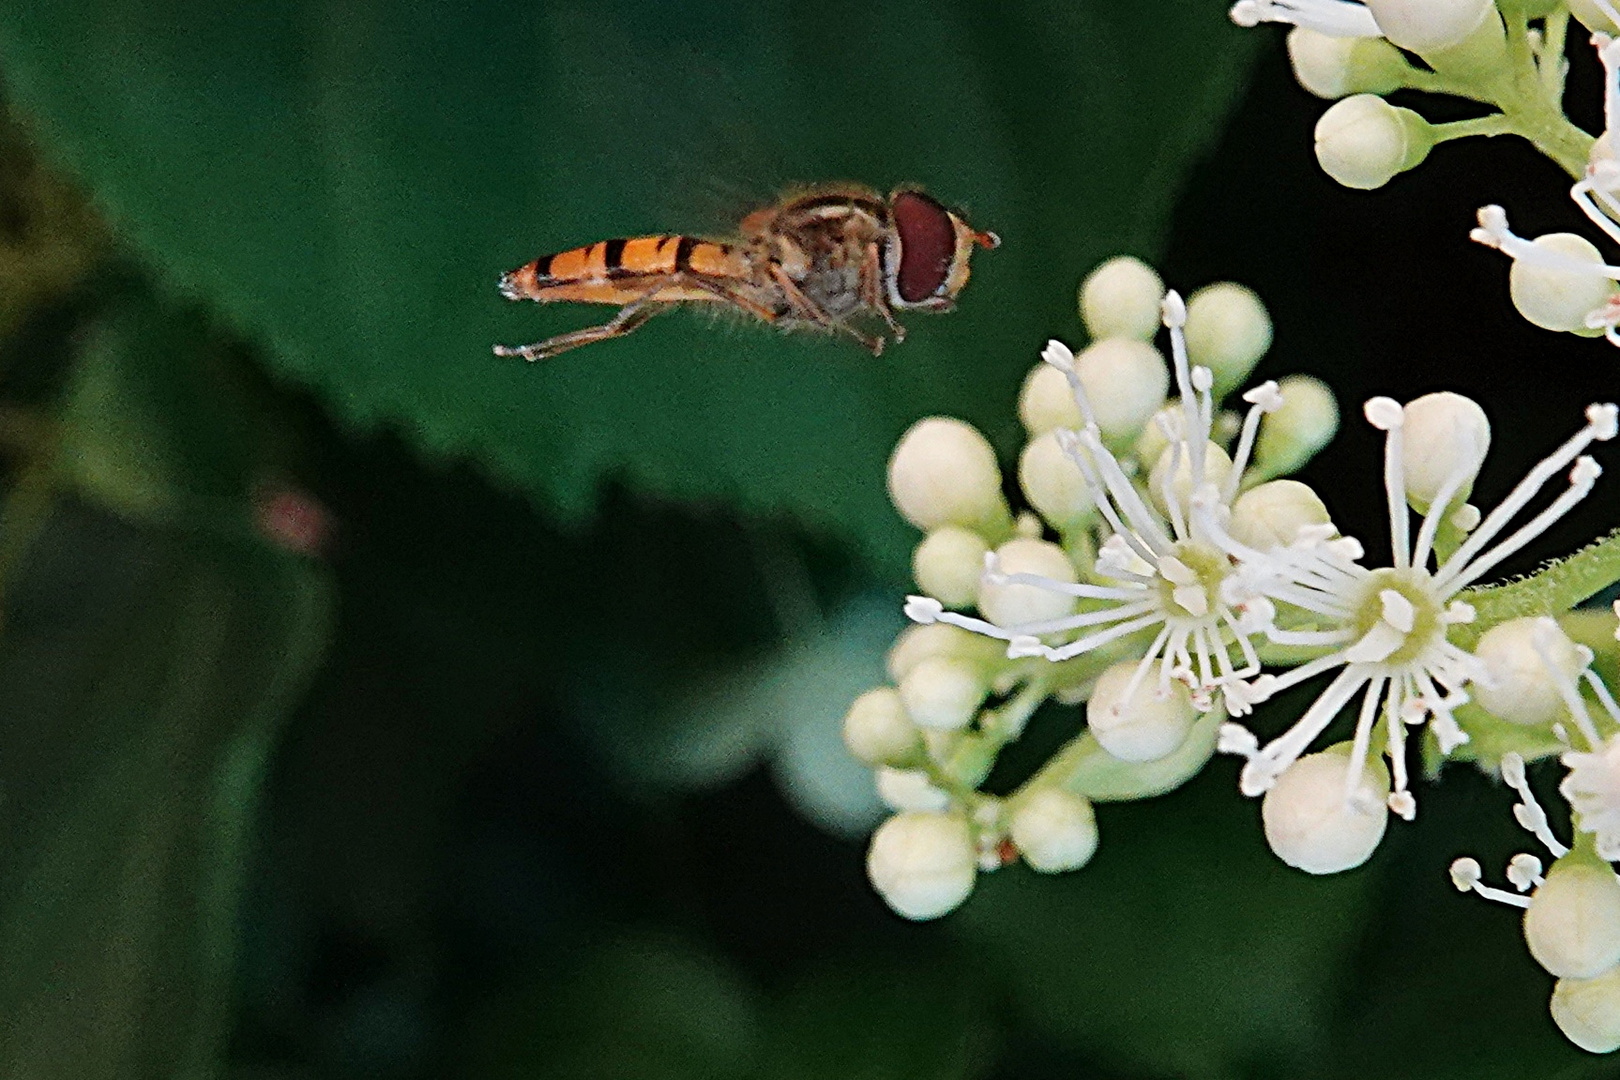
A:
[493,185,999,361]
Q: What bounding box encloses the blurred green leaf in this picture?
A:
[462,933,760,1080]
[954,766,1383,1079]
[0,94,104,338]
[54,284,295,527]
[0,1,1257,574]
[582,595,895,838]
[759,958,993,1080]
[0,509,330,1079]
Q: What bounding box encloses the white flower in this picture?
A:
[1551,965,1620,1054]
[1008,789,1099,873]
[1448,752,1568,911]
[1533,612,1620,860]
[1262,744,1390,873]
[866,811,977,920]
[1285,26,1408,100]
[886,417,1009,532]
[843,687,923,767]
[912,526,990,609]
[906,291,1285,715]
[897,654,989,732]
[1087,658,1198,763]
[1452,747,1620,1051]
[1471,32,1620,345]
[1213,399,1618,820]
[1472,617,1585,728]
[1362,0,1494,54]
[1182,282,1273,395]
[1229,0,1382,38]
[1525,859,1620,979]
[1313,94,1433,190]
[1078,255,1164,342]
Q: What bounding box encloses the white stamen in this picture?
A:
[1228,0,1383,37]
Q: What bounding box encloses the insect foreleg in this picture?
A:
[493,295,669,362]
[860,241,906,343]
[766,264,886,357]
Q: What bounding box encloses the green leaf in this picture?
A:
[54,282,296,529]
[462,933,760,1080]
[953,766,1383,1079]
[0,512,330,1079]
[0,2,1258,574]
[580,595,896,838]
[758,958,993,1080]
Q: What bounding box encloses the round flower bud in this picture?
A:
[1074,339,1170,442]
[1286,26,1409,99]
[1313,94,1434,191]
[866,811,977,920]
[1364,0,1493,53]
[1401,392,1490,510]
[978,537,1078,628]
[875,767,952,813]
[1018,363,1084,437]
[1255,375,1338,477]
[1009,789,1099,873]
[1552,966,1620,1054]
[1572,0,1620,33]
[887,622,998,683]
[1261,745,1389,874]
[1088,661,1197,763]
[1183,282,1272,396]
[1526,860,1620,979]
[1509,233,1616,335]
[1147,440,1233,519]
[843,687,923,767]
[1078,255,1164,342]
[897,655,987,732]
[1018,430,1094,531]
[1472,618,1584,727]
[1228,479,1333,550]
[887,417,1009,533]
[912,527,989,609]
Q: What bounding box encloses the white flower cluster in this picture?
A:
[1451,612,1620,1050]
[849,255,1619,926]
[1232,0,1620,350]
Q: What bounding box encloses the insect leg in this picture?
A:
[766,264,886,357]
[493,296,669,362]
[860,241,906,343]
[672,273,782,323]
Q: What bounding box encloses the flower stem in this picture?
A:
[1458,526,1620,644]
[1433,114,1516,143]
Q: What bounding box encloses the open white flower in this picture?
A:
[906,291,1284,716]
[1212,398,1618,820]
[1534,610,1620,860]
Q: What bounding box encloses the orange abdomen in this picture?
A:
[500,235,747,305]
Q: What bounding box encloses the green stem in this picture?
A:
[1432,114,1516,142]
[1540,9,1570,103]
[1457,526,1620,646]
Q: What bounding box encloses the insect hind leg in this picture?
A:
[493,299,670,362]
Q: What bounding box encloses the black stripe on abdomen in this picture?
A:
[675,236,699,273]
[602,238,627,275]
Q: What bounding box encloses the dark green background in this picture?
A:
[1,2,1619,1078]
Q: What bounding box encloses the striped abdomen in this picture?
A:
[499,235,748,305]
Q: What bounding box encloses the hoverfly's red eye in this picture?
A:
[892,190,957,303]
